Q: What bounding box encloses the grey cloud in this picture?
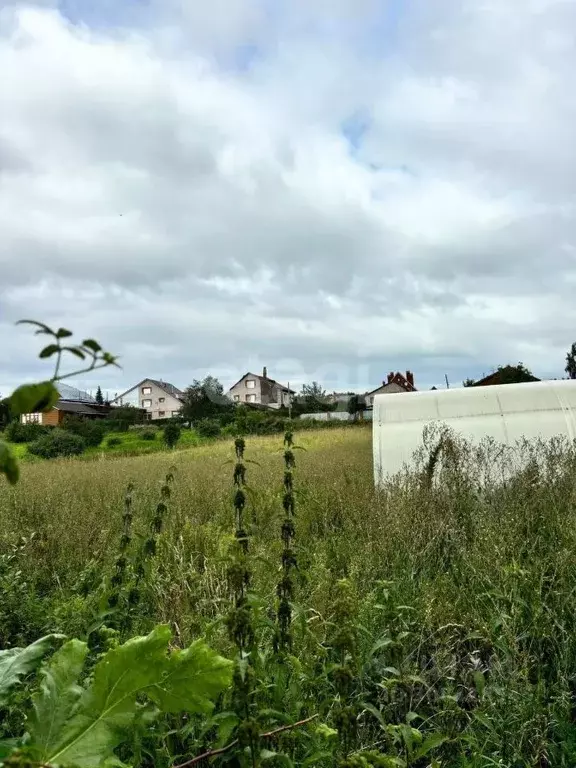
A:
[1,0,575,396]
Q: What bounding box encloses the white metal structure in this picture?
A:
[373,380,576,485]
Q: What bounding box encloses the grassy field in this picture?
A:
[2,426,576,765]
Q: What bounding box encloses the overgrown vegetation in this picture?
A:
[5,320,576,766]
[4,426,576,766]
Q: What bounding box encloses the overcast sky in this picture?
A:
[1,0,575,398]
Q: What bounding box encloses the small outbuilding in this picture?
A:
[20,399,109,427]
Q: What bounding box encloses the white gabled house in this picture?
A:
[112,378,183,420]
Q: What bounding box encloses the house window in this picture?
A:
[246,380,256,389]
[158,411,165,417]
[246,394,256,403]
[142,386,152,395]
[23,413,41,424]
[233,395,240,402]
[142,399,152,408]
[159,397,165,403]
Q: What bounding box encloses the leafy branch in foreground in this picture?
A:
[0,625,232,768]
[15,320,119,383]
[0,320,119,485]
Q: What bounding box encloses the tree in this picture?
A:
[347,393,364,421]
[95,385,104,405]
[566,343,576,379]
[462,378,476,387]
[299,382,336,413]
[180,376,231,424]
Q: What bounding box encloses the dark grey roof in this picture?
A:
[147,379,183,397]
[54,400,104,416]
[227,372,296,394]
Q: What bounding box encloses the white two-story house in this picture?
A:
[112,378,183,420]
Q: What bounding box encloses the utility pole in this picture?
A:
[445,374,450,389]
[288,381,292,420]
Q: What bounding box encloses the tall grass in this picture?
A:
[3,425,576,764]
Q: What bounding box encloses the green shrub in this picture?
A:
[106,436,122,448]
[163,422,181,448]
[28,429,86,459]
[5,421,48,443]
[232,412,287,436]
[217,410,236,427]
[196,418,221,438]
[104,419,131,432]
[140,429,156,441]
[63,417,106,447]
[108,405,145,425]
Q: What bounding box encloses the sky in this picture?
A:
[1,0,576,399]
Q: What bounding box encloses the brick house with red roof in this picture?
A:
[365,371,417,408]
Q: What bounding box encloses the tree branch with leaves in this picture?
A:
[0,320,119,485]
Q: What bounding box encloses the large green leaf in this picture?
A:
[0,440,19,485]
[9,626,232,768]
[148,638,233,714]
[28,640,89,760]
[9,381,59,416]
[45,626,172,768]
[0,635,63,707]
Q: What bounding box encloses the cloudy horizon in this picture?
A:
[1,0,575,398]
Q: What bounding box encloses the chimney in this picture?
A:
[406,370,414,387]
[387,371,394,384]
[262,366,267,379]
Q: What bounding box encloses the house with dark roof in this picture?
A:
[226,367,295,409]
[469,367,541,387]
[364,371,417,409]
[112,378,184,420]
[20,398,109,427]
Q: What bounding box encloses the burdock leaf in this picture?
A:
[148,638,232,714]
[0,635,64,707]
[28,639,89,760]
[44,625,172,768]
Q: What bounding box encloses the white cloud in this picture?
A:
[1,0,575,398]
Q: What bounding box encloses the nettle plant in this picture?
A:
[0,320,119,485]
